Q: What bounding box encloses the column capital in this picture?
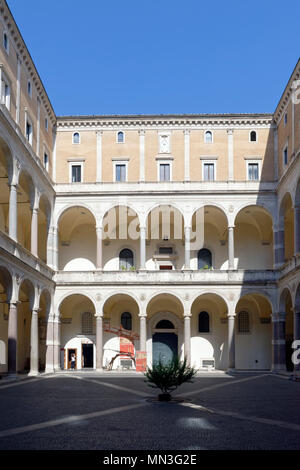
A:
[138,314,147,319]
[183,129,190,135]
[227,313,236,319]
[95,313,104,319]
[32,308,41,315]
[228,225,235,230]
[227,129,234,135]
[139,129,145,136]
[183,312,192,319]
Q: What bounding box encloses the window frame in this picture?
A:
[237,311,251,334]
[283,144,288,167]
[249,130,257,142]
[68,160,85,183]
[25,112,33,145]
[27,79,32,98]
[119,248,134,270]
[204,130,213,143]
[3,32,9,54]
[116,131,125,143]
[157,160,172,182]
[246,160,261,181]
[113,159,128,182]
[197,248,213,270]
[202,160,216,181]
[72,132,81,144]
[0,67,11,110]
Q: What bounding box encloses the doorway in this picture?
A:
[67,349,77,370]
[82,343,94,368]
[152,332,178,365]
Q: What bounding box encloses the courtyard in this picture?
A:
[0,372,299,451]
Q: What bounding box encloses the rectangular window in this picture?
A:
[1,80,10,110]
[26,120,32,144]
[159,265,173,270]
[248,163,259,181]
[203,163,215,181]
[44,152,49,172]
[3,33,9,53]
[115,164,126,182]
[283,147,288,166]
[45,117,48,131]
[72,165,82,182]
[159,163,170,181]
[159,247,173,254]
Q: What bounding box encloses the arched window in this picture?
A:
[121,312,132,330]
[250,131,257,142]
[117,131,124,143]
[73,132,80,144]
[198,249,212,269]
[82,312,94,335]
[156,319,174,329]
[119,248,134,269]
[198,311,210,333]
[205,131,213,143]
[238,311,250,333]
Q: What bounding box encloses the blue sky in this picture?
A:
[7,0,300,116]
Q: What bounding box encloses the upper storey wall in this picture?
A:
[55,118,275,184]
[0,1,56,176]
[275,59,300,181]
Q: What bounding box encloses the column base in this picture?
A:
[28,370,40,377]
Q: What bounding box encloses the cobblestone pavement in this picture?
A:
[0,372,299,450]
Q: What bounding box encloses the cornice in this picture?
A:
[273,58,300,124]
[0,0,56,124]
[56,113,274,130]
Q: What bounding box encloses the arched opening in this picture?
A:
[191,205,228,269]
[250,130,257,142]
[146,205,184,270]
[235,205,273,269]
[18,279,35,372]
[38,195,51,263]
[191,293,228,370]
[102,205,140,270]
[59,294,96,370]
[279,288,294,371]
[103,293,139,369]
[279,193,294,262]
[235,293,272,370]
[38,289,51,372]
[17,171,34,251]
[58,206,96,271]
[0,138,12,235]
[147,293,184,366]
[0,266,12,373]
[119,248,134,270]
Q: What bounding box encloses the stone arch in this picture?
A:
[57,205,97,271]
[234,205,274,269]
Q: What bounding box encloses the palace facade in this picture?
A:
[0,0,299,375]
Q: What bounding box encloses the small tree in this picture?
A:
[144,356,197,401]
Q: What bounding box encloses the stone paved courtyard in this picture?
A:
[0,372,299,451]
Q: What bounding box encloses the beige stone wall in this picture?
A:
[102,130,139,182]
[234,128,274,181]
[0,22,54,172]
[56,131,97,183]
[56,126,274,183]
[277,102,292,178]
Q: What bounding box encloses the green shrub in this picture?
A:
[144,356,197,401]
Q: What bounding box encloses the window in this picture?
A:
[121,312,132,331]
[1,77,10,110]
[248,162,259,181]
[44,152,49,172]
[284,113,287,126]
[204,131,213,143]
[156,320,174,329]
[26,118,33,144]
[203,163,215,181]
[115,163,126,182]
[283,146,288,166]
[159,163,170,181]
[238,311,250,333]
[27,80,32,97]
[117,131,124,143]
[73,132,80,144]
[158,247,173,254]
[198,312,210,333]
[3,32,9,53]
[250,130,257,142]
[198,249,212,269]
[71,165,82,182]
[45,117,48,131]
[119,248,134,269]
[82,312,94,335]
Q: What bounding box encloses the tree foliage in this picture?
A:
[144,356,197,397]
